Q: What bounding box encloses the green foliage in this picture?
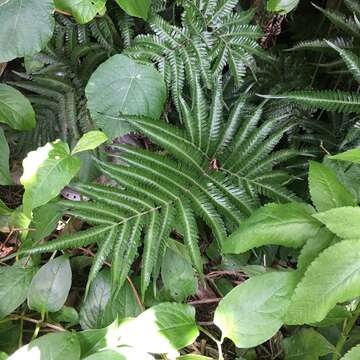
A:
[341,345,360,360]
[0,129,12,185]
[115,0,151,20]
[20,140,81,217]
[27,256,72,314]
[86,54,167,138]
[267,0,299,14]
[214,271,297,348]
[282,328,335,359]
[0,0,54,63]
[0,84,35,131]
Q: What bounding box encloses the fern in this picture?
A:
[125,0,265,110]
[14,76,302,297]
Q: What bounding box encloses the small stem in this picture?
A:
[332,303,360,360]
[199,326,224,360]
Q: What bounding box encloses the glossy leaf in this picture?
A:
[28,256,72,314]
[86,54,166,139]
[54,0,106,24]
[223,203,321,254]
[0,84,35,130]
[8,332,80,360]
[72,131,108,155]
[0,264,34,319]
[313,207,360,239]
[309,161,356,212]
[115,0,151,20]
[21,140,81,216]
[267,0,299,14]
[0,129,11,185]
[80,270,111,329]
[330,149,360,164]
[119,303,199,354]
[0,0,54,62]
[214,271,297,348]
[282,328,335,359]
[285,240,360,324]
[161,246,197,302]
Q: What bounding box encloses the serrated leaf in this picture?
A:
[309,161,356,212]
[0,84,35,130]
[0,264,35,319]
[119,303,199,354]
[330,149,360,164]
[341,345,360,360]
[285,240,360,324]
[72,131,108,155]
[214,271,297,348]
[0,0,54,63]
[223,203,321,254]
[28,256,72,314]
[80,270,111,329]
[297,228,335,276]
[54,0,106,24]
[282,328,335,359]
[0,129,11,185]
[161,245,197,302]
[115,0,151,19]
[313,207,360,239]
[86,55,166,139]
[21,140,81,217]
[8,332,80,360]
[267,0,299,14]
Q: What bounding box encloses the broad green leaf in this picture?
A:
[282,328,335,359]
[267,0,299,14]
[28,256,72,314]
[72,131,108,155]
[102,280,142,326]
[115,0,151,19]
[0,129,11,185]
[330,149,360,164]
[214,271,297,348]
[119,303,199,354]
[341,345,360,360]
[8,332,80,360]
[161,246,197,302]
[25,203,63,247]
[313,207,360,239]
[21,140,81,216]
[297,228,335,276]
[0,352,7,360]
[309,161,356,212]
[0,0,54,62]
[54,0,106,24]
[0,321,20,354]
[0,84,35,130]
[0,264,34,319]
[311,305,351,327]
[285,240,360,324]
[223,203,321,254]
[80,270,111,329]
[83,348,154,360]
[86,54,166,139]
[52,306,79,326]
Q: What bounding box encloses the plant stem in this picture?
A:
[199,326,224,360]
[332,303,360,360]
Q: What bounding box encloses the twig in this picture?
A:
[188,298,221,305]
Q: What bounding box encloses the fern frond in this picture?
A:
[263,90,360,114]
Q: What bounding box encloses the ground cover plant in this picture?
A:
[1,0,360,359]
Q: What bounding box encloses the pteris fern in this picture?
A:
[270,0,360,114]
[125,0,266,112]
[15,75,302,299]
